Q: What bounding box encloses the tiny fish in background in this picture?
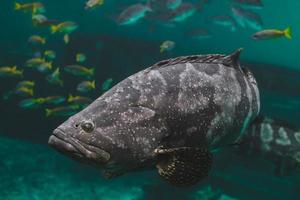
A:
[77,80,96,93]
[26,58,52,73]
[44,96,66,105]
[233,0,263,10]
[18,98,45,109]
[0,66,23,78]
[160,40,175,53]
[252,27,292,40]
[44,50,56,60]
[76,53,87,63]
[85,0,104,10]
[64,65,95,79]
[101,78,113,91]
[32,14,59,27]
[166,0,182,10]
[32,14,47,25]
[117,3,152,25]
[68,95,93,105]
[15,87,34,97]
[50,21,78,34]
[45,105,80,117]
[16,81,35,89]
[169,3,197,23]
[231,5,263,30]
[185,28,212,40]
[28,35,46,45]
[46,68,64,87]
[14,2,45,14]
[26,58,46,67]
[211,15,237,32]
[36,62,52,74]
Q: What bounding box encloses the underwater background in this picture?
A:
[0,0,300,199]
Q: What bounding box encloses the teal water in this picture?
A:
[0,0,300,199]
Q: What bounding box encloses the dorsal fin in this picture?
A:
[223,48,243,67]
[146,48,243,73]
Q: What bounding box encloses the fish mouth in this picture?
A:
[48,129,110,164]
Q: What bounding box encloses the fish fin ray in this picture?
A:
[284,27,292,39]
[154,147,212,186]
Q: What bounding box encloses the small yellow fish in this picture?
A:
[28,35,46,45]
[68,94,93,105]
[26,58,46,67]
[15,87,34,97]
[50,21,78,34]
[85,0,104,10]
[0,66,23,78]
[76,53,86,63]
[26,58,52,73]
[252,27,292,40]
[45,105,80,117]
[160,40,175,53]
[44,50,56,60]
[76,80,96,93]
[18,98,45,109]
[37,62,52,73]
[64,65,95,79]
[14,2,45,14]
[16,81,35,89]
[44,96,66,105]
[46,68,63,86]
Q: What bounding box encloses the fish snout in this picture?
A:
[49,128,111,164]
[48,128,81,156]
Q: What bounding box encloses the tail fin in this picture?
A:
[14,2,22,10]
[68,94,74,102]
[160,47,164,53]
[29,89,34,96]
[45,109,52,117]
[54,67,60,74]
[284,27,292,39]
[50,25,58,34]
[47,62,53,70]
[59,80,64,87]
[91,80,96,89]
[89,68,95,76]
[146,0,153,12]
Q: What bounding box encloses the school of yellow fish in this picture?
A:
[0,1,114,118]
[0,0,292,118]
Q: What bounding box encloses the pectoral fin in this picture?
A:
[154,147,212,186]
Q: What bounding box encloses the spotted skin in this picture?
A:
[48,50,260,183]
[238,116,300,176]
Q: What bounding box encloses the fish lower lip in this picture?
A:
[48,135,82,156]
[49,129,110,163]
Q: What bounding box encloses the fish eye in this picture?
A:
[74,123,80,128]
[81,120,95,133]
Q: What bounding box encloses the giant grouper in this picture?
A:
[48,49,260,186]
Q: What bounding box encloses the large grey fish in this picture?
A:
[237,116,300,176]
[48,49,260,186]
